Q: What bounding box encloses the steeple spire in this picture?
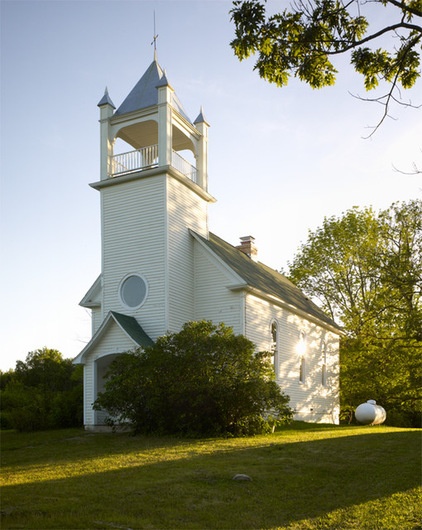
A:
[151,11,158,61]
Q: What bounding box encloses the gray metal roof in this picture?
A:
[194,106,208,125]
[114,59,191,122]
[195,232,342,332]
[97,87,115,108]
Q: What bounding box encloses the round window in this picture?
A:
[120,274,147,308]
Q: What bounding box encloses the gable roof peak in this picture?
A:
[73,311,154,365]
[191,230,343,334]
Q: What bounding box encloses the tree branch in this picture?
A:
[383,0,422,19]
[350,32,422,136]
[321,22,422,55]
[392,160,422,174]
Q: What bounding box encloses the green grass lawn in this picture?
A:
[1,423,421,529]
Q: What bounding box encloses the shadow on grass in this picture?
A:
[1,427,421,529]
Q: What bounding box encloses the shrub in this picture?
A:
[94,321,292,436]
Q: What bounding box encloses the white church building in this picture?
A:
[73,57,342,429]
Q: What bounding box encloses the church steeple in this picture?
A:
[96,58,209,191]
[87,57,215,351]
[112,60,190,118]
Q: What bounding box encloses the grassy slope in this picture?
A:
[1,423,421,529]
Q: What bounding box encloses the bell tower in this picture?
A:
[84,57,215,342]
[97,61,209,190]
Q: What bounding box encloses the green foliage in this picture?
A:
[287,200,422,426]
[1,348,83,431]
[230,0,421,120]
[94,321,292,436]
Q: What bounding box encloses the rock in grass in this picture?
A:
[232,473,252,481]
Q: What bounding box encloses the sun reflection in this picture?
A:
[296,331,307,356]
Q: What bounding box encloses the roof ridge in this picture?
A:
[197,231,341,332]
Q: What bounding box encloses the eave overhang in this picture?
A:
[90,165,216,203]
[80,275,102,308]
[73,311,154,365]
[191,230,344,337]
[228,283,345,336]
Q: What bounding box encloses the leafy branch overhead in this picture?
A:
[230,0,421,131]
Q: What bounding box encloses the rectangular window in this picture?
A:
[299,356,306,383]
[321,341,328,386]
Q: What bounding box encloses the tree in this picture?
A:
[287,200,422,426]
[230,0,421,132]
[1,348,83,431]
[94,321,292,436]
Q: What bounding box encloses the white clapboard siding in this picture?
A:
[83,360,95,426]
[91,307,103,335]
[92,321,138,356]
[245,294,340,423]
[167,177,208,331]
[101,175,168,340]
[82,321,139,426]
[193,241,244,332]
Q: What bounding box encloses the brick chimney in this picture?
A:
[236,236,258,261]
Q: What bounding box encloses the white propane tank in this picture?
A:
[355,400,387,425]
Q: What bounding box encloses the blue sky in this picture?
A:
[1,0,421,371]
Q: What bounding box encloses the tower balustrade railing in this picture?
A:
[109,145,158,176]
[109,145,197,183]
[171,150,197,183]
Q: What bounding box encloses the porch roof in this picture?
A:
[73,311,154,364]
[110,311,154,347]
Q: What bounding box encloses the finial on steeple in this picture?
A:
[97,86,116,108]
[194,106,209,126]
[151,11,158,60]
